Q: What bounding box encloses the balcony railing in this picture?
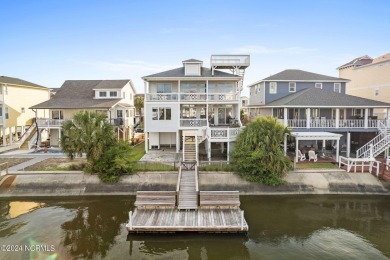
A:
[145,93,239,102]
[180,119,207,127]
[37,118,132,128]
[284,119,387,129]
[209,127,242,140]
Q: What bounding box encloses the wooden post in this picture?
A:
[241,210,244,231]
[128,211,133,231]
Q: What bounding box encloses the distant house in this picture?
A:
[247,69,390,160]
[0,76,50,147]
[31,80,136,147]
[338,53,390,119]
[240,96,249,116]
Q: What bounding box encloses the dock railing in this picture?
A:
[339,156,380,176]
[176,166,182,206]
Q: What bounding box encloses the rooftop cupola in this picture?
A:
[182,59,203,76]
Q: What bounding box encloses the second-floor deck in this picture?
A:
[36,118,133,128]
[279,118,389,130]
[145,93,239,102]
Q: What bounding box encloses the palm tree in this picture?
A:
[134,96,144,122]
[61,111,116,169]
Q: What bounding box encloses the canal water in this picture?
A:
[0,195,389,259]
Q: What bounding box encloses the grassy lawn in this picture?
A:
[132,143,145,161]
[296,162,338,169]
[134,163,178,172]
[198,164,235,172]
[24,158,86,171]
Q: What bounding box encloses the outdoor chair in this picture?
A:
[298,150,306,161]
[308,150,318,162]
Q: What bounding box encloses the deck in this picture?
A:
[126,163,248,233]
[126,208,248,233]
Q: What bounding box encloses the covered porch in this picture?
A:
[286,132,343,163]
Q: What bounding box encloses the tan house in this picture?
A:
[338,53,390,119]
[31,80,136,147]
[0,76,50,147]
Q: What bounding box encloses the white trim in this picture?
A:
[288,82,296,92]
[315,83,322,89]
[334,83,341,93]
[269,82,277,94]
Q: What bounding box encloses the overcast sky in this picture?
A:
[1,0,389,96]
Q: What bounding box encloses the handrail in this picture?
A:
[0,162,8,176]
[17,123,37,149]
[194,165,199,192]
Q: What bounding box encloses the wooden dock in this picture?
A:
[126,208,248,233]
[126,162,248,233]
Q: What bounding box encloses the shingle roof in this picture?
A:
[143,67,239,78]
[262,69,348,82]
[0,76,48,89]
[183,59,203,63]
[337,55,373,69]
[31,80,130,109]
[264,88,390,107]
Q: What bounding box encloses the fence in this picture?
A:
[136,161,179,172]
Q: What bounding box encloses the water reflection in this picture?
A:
[0,196,389,259]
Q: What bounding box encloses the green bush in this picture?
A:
[231,117,292,186]
[94,142,136,183]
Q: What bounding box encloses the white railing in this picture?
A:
[28,134,38,149]
[211,55,250,66]
[145,93,239,102]
[287,119,307,128]
[339,156,380,176]
[180,119,207,127]
[208,93,239,101]
[356,133,390,158]
[36,118,64,127]
[310,119,336,128]
[339,119,364,128]
[209,127,241,140]
[285,119,388,129]
[17,124,36,148]
[180,93,207,101]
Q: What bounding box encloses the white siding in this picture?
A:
[159,132,176,146]
[149,132,159,149]
[145,103,179,132]
[185,64,201,76]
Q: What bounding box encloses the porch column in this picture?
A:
[58,128,62,147]
[9,127,13,145]
[176,131,180,153]
[295,138,299,163]
[2,128,5,146]
[207,140,211,162]
[306,108,310,129]
[284,133,287,155]
[283,108,288,127]
[144,132,148,153]
[336,138,340,162]
[227,142,230,162]
[220,142,224,154]
[387,109,390,127]
[364,108,368,129]
[346,132,351,158]
[335,108,340,128]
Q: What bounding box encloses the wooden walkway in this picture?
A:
[126,208,248,233]
[177,169,198,210]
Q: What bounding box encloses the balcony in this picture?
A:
[145,93,239,102]
[180,119,207,127]
[283,118,387,129]
[36,118,132,128]
[210,55,250,69]
[209,127,242,141]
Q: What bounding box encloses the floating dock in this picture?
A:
[126,162,248,233]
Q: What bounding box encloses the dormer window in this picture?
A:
[183,59,203,76]
[110,91,118,97]
[99,91,107,97]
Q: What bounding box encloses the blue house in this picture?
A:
[247,69,390,161]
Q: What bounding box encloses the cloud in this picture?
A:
[229,45,317,55]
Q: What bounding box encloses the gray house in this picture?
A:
[248,69,390,160]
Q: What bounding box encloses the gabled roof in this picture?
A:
[143,67,239,79]
[337,55,373,69]
[263,88,390,107]
[372,52,390,64]
[182,59,203,63]
[0,76,48,89]
[31,80,132,109]
[261,69,348,82]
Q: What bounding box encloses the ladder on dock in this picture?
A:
[177,162,198,210]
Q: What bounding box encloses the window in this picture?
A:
[117,110,123,118]
[269,82,277,94]
[334,83,341,93]
[315,83,322,89]
[99,91,107,97]
[157,83,172,93]
[152,107,171,120]
[110,91,117,97]
[375,89,379,96]
[289,82,296,92]
[51,110,63,120]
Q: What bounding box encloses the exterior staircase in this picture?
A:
[18,124,37,149]
[356,121,390,158]
[177,162,198,210]
[183,136,197,162]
